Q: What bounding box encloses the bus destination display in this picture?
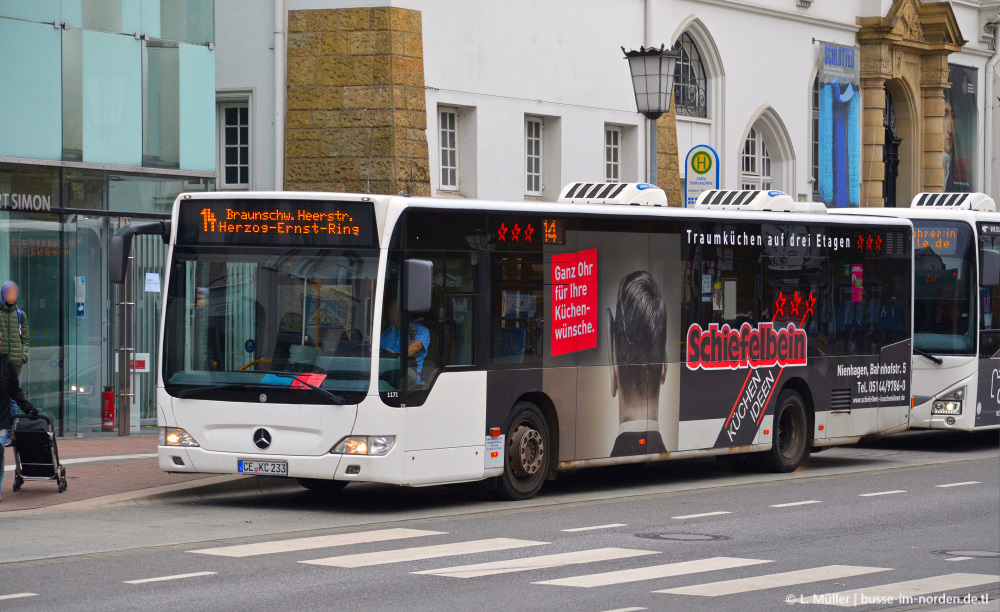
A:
[178,199,377,247]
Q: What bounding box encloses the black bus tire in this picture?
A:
[492,402,550,501]
[297,478,349,494]
[760,389,810,473]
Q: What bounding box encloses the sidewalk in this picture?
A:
[0,435,216,512]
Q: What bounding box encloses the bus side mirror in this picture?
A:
[404,259,433,313]
[109,232,131,285]
[982,249,1000,288]
[109,221,171,285]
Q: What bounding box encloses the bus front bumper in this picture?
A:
[158,445,406,485]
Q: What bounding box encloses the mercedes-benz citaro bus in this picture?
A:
[832,192,1000,432]
[108,185,914,500]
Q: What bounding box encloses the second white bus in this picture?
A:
[834,192,1000,431]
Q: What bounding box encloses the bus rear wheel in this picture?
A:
[492,402,549,501]
[760,389,810,473]
[297,478,349,494]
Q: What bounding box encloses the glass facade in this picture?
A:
[0,162,213,437]
[0,3,216,437]
[1,1,215,172]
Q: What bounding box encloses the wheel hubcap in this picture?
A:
[508,424,544,478]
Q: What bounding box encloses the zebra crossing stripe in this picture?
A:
[655,565,891,597]
[534,556,772,588]
[802,573,1000,607]
[301,538,547,568]
[413,547,660,579]
[189,528,445,558]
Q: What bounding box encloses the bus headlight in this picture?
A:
[932,388,965,415]
[331,435,395,456]
[159,427,200,447]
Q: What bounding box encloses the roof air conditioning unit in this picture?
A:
[557,182,667,206]
[694,190,826,213]
[911,192,996,212]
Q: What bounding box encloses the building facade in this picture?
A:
[0,1,216,437]
[216,0,999,207]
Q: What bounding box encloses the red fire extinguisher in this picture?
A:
[101,385,115,432]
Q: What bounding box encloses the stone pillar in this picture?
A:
[656,103,683,207]
[920,53,949,192]
[285,7,430,196]
[860,77,887,207]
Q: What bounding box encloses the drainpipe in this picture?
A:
[985,20,999,195]
[274,0,286,190]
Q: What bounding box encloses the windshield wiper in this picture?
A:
[913,348,944,365]
[175,379,346,404]
[252,370,347,404]
[174,382,295,399]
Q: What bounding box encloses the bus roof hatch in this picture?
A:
[694,189,826,213]
[557,182,667,206]
[911,192,997,212]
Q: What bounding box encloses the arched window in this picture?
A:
[672,33,707,118]
[740,127,773,190]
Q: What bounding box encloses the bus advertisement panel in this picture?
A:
[391,209,912,469]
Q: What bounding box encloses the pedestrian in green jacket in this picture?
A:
[0,281,28,447]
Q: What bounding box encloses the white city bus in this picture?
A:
[833,192,1000,431]
[109,185,914,500]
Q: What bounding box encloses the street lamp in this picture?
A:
[622,44,680,187]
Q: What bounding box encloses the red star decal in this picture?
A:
[774,292,786,318]
[498,223,508,241]
[866,235,873,250]
[524,223,534,242]
[790,291,802,316]
[857,236,864,250]
[805,292,817,317]
[874,235,882,251]
[512,223,521,242]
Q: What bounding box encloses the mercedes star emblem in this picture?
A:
[253,428,272,450]
[259,393,267,403]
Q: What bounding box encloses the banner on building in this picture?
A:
[945,64,978,192]
[817,42,861,208]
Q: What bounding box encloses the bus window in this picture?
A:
[979,227,1000,359]
[439,253,477,367]
[913,221,975,355]
[763,223,826,357]
[491,253,544,367]
[682,221,762,357]
[826,227,871,356]
[862,229,911,352]
[377,258,435,397]
[162,248,379,404]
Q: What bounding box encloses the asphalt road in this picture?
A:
[0,430,997,612]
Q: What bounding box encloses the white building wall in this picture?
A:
[215,0,999,200]
[215,0,280,190]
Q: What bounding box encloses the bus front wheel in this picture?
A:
[493,402,550,501]
[760,389,810,473]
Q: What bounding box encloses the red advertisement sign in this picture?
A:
[551,249,598,356]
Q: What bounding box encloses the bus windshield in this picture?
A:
[913,221,976,355]
[162,247,379,404]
